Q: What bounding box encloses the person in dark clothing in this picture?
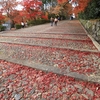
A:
[50,17,54,26]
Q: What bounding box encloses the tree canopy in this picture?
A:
[0,0,19,18]
[78,0,100,19]
[22,0,43,20]
[0,0,99,25]
[50,0,91,18]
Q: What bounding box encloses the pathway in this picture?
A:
[0,20,100,100]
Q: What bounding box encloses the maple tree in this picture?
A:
[50,0,71,18]
[72,0,91,17]
[0,0,23,27]
[0,0,19,19]
[0,14,4,20]
[11,10,23,24]
[56,0,91,17]
[22,0,43,20]
[0,12,5,23]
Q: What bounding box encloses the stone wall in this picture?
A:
[80,19,100,43]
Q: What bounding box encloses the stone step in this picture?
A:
[0,35,98,52]
[0,32,90,40]
[0,42,100,83]
[0,59,99,100]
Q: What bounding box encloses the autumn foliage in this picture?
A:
[73,0,91,17]
[22,0,43,20]
[58,0,68,4]
[0,0,48,24]
[57,0,91,17]
[0,0,19,18]
[0,14,5,21]
[0,0,92,24]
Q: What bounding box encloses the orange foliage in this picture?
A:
[58,0,68,4]
[0,14,5,21]
[67,3,73,15]
[57,0,91,17]
[23,0,43,20]
[41,15,48,20]
[73,0,91,16]
[0,0,19,18]
[57,0,72,16]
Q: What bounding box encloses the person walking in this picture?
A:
[25,21,28,27]
[21,21,25,28]
[50,17,54,26]
[54,18,58,26]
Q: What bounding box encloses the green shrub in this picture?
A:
[28,20,36,26]
[28,19,49,26]
[35,19,49,24]
[0,25,6,31]
[15,24,21,29]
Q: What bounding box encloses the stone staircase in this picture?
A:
[0,20,100,99]
[0,20,100,84]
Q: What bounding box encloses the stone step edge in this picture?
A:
[2,31,88,35]
[0,41,98,53]
[88,34,100,51]
[0,55,100,84]
[0,35,91,41]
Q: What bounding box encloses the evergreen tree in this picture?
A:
[79,0,100,19]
